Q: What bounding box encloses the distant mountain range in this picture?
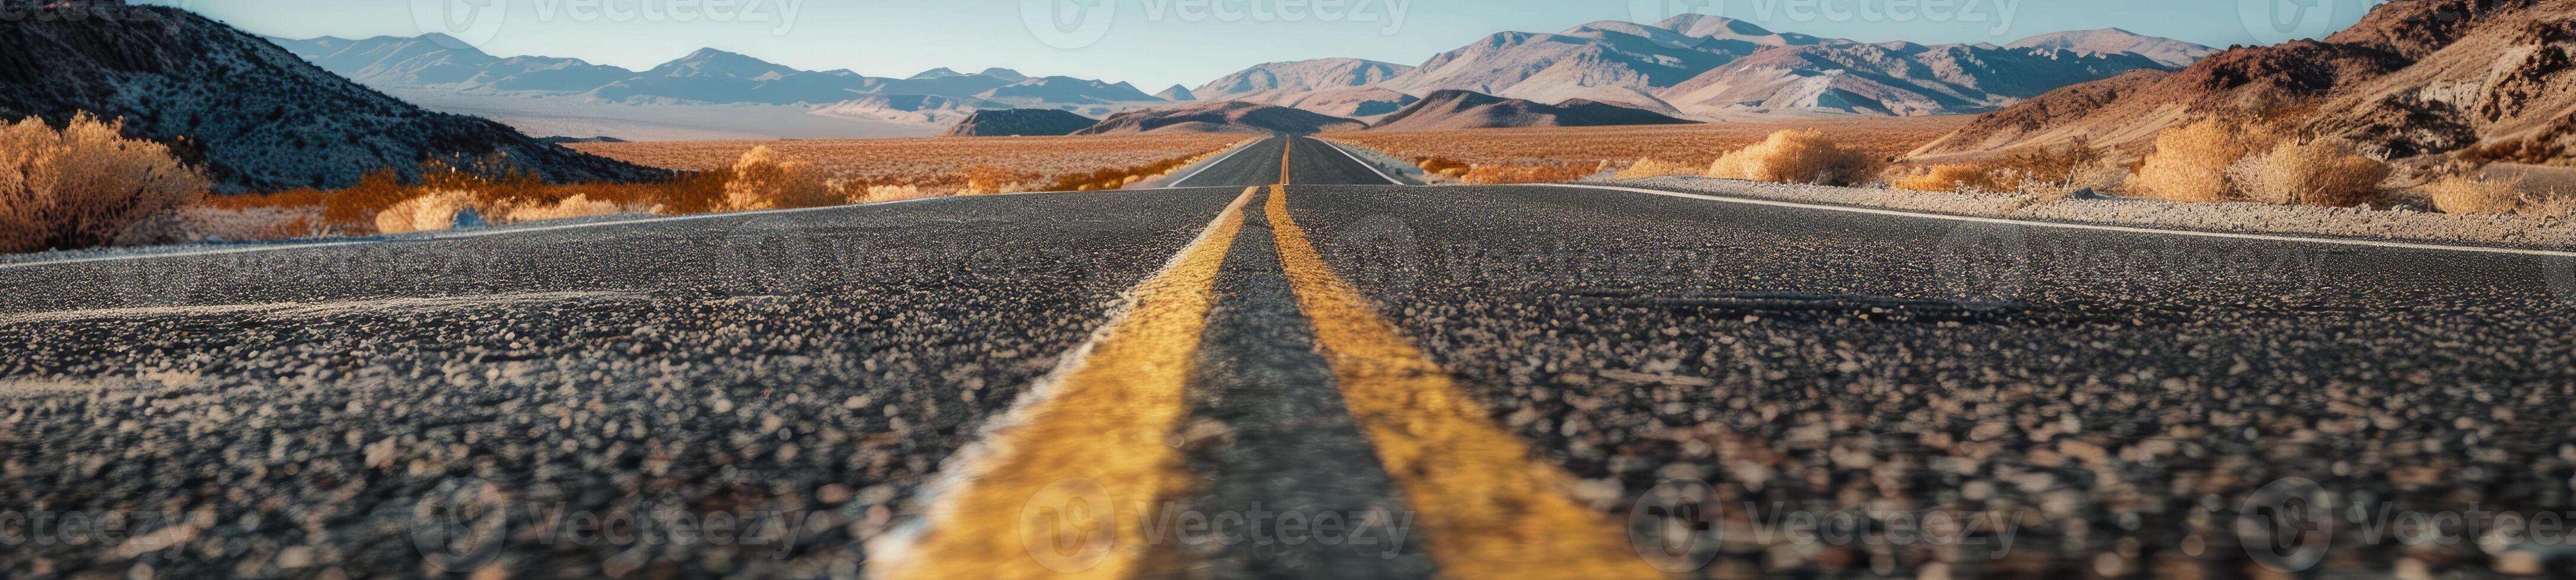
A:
[267,15,2216,139]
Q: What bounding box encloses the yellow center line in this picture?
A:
[1263,185,1661,578]
[883,186,1259,579]
[1279,136,1294,185]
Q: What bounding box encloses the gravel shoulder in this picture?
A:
[1611,176,2576,251]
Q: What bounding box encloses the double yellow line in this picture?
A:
[888,138,1651,578]
[885,186,1256,579]
[1263,184,1656,578]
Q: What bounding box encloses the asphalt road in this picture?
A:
[5,136,2575,579]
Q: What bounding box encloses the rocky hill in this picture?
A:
[1914,0,2556,162]
[0,6,661,192]
[1369,89,1697,131]
[941,108,1099,137]
[1071,101,1365,135]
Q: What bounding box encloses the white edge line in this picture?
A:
[1163,138,1263,188]
[862,185,1260,575]
[1311,137,1404,186]
[1531,182,2576,259]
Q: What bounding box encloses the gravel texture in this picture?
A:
[0,189,1237,579]
[1287,182,2576,579]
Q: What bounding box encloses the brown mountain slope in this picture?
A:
[1914,0,2545,160]
[941,108,1098,137]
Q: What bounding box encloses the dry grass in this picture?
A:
[2421,175,2526,214]
[1463,162,1606,184]
[1613,157,1704,179]
[1887,138,2122,200]
[1705,129,1879,186]
[198,135,1248,240]
[374,190,640,234]
[724,146,841,211]
[206,159,719,237]
[374,191,480,234]
[573,133,1246,194]
[1890,164,2013,192]
[1416,157,1471,180]
[2227,140,2391,207]
[0,113,210,253]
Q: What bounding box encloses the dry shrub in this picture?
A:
[1888,140,2116,198]
[2227,140,2391,207]
[2132,118,2267,202]
[1704,129,1876,186]
[1415,157,1471,178]
[960,164,1015,194]
[1461,162,1602,185]
[2024,160,2129,201]
[857,185,932,204]
[0,112,210,253]
[725,146,841,211]
[121,205,327,244]
[2421,175,2524,214]
[374,191,480,234]
[1891,165,2012,192]
[1041,152,1211,192]
[501,194,625,222]
[1615,157,1703,179]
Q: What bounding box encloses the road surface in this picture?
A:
[4,136,2574,579]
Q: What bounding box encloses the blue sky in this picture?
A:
[146,0,2391,90]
